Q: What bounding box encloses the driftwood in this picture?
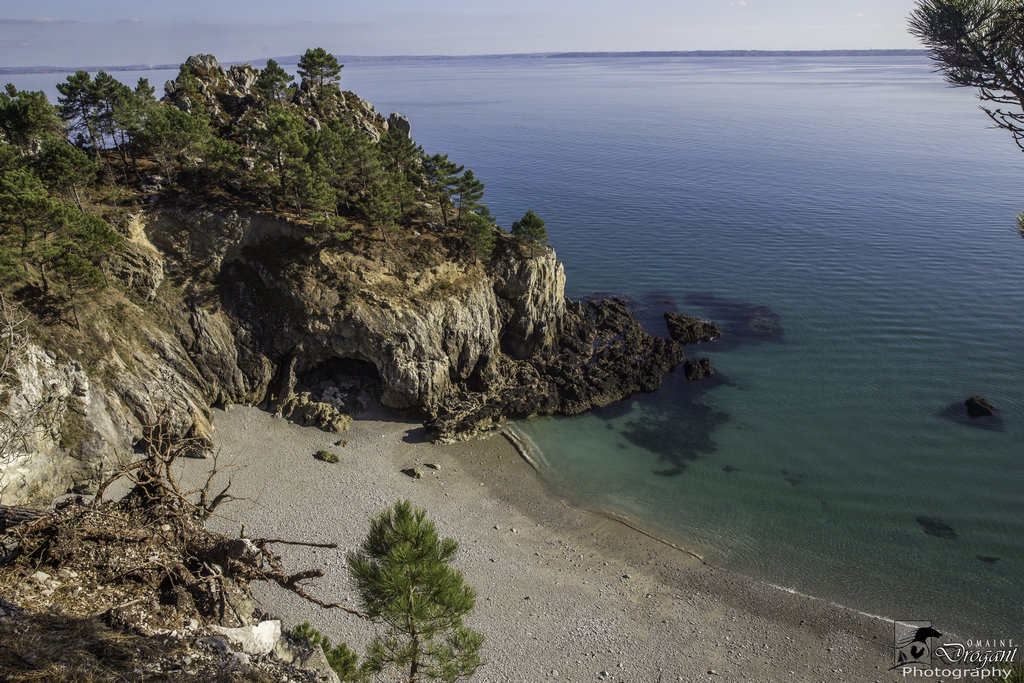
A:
[0,505,46,533]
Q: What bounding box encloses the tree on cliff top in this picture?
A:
[298,48,343,92]
[256,58,295,101]
[421,153,463,228]
[0,85,61,150]
[511,209,549,257]
[347,500,484,683]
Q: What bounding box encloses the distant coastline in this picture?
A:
[0,49,927,75]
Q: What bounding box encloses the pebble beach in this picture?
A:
[195,406,907,682]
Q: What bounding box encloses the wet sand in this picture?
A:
[194,405,904,682]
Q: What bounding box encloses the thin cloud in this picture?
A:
[731,1,748,5]
[0,18,78,25]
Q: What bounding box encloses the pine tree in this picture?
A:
[35,136,99,209]
[421,153,463,228]
[56,71,103,158]
[137,104,212,183]
[256,59,295,101]
[461,211,495,261]
[249,107,308,205]
[91,71,135,182]
[361,178,402,243]
[453,170,484,229]
[511,209,549,258]
[0,85,61,150]
[378,128,423,187]
[347,500,484,683]
[297,48,343,92]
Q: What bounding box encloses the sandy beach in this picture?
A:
[192,406,905,682]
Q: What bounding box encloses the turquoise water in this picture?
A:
[13,56,1024,634]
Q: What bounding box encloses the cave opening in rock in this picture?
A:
[295,357,383,416]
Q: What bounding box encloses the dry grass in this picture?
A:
[0,613,172,682]
[0,612,290,682]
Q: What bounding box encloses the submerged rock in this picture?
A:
[965,395,994,418]
[683,358,715,382]
[664,312,721,344]
[917,516,957,540]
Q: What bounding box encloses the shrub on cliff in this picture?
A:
[511,209,549,257]
[347,500,484,683]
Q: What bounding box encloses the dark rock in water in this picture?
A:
[917,516,957,539]
[655,466,687,477]
[683,358,715,382]
[683,293,784,349]
[965,396,994,418]
[722,465,740,474]
[664,312,721,344]
[781,469,805,486]
[976,555,1001,564]
[936,402,1005,432]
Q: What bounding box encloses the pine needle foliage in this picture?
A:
[347,500,484,683]
[510,209,549,257]
[292,621,361,681]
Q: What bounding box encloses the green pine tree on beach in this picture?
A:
[347,500,484,683]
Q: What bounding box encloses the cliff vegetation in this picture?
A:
[0,49,684,508]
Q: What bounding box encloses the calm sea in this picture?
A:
[10,55,1024,635]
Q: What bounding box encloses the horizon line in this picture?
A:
[0,49,927,75]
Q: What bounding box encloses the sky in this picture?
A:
[1,0,924,67]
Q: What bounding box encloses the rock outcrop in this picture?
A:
[2,204,685,502]
[665,312,721,344]
[965,395,995,418]
[683,357,715,382]
[162,54,392,142]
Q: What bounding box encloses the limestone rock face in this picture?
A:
[492,251,566,360]
[0,346,129,504]
[5,205,682,501]
[388,112,412,138]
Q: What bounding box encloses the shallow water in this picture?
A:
[12,55,1024,635]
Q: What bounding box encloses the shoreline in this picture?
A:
[196,405,911,682]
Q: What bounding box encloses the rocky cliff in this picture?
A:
[0,50,687,504]
[0,204,684,505]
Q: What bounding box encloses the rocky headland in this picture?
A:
[0,54,684,507]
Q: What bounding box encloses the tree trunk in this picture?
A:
[71,297,81,333]
[0,505,47,533]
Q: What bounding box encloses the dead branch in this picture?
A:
[253,539,365,618]
[0,505,47,533]
[79,526,153,543]
[252,538,339,549]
